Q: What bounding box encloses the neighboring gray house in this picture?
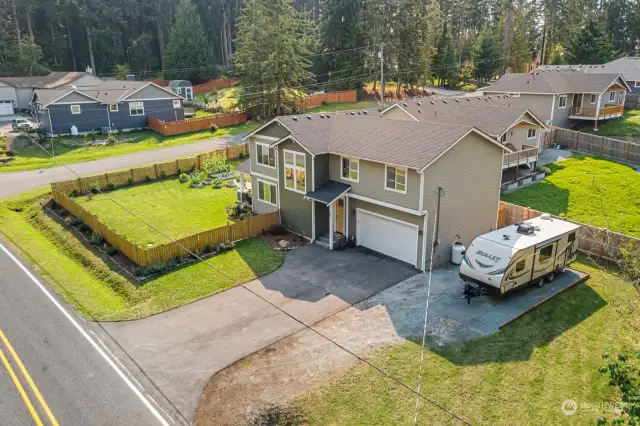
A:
[32,81,185,136]
[168,80,194,100]
[239,113,508,268]
[0,72,104,114]
[481,70,630,129]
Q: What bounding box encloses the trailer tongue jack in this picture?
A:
[463,282,490,304]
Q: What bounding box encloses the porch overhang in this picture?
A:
[304,180,351,205]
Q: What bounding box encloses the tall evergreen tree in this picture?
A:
[433,23,457,87]
[503,6,531,72]
[318,0,366,90]
[163,0,216,80]
[472,26,501,82]
[565,19,616,64]
[235,0,314,116]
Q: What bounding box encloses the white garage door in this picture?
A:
[356,209,418,266]
[0,101,14,116]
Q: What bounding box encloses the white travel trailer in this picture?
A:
[460,215,581,294]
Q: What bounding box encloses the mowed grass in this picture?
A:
[502,155,640,237]
[584,109,640,137]
[77,178,237,246]
[1,122,258,172]
[0,187,284,321]
[304,100,378,113]
[296,259,639,425]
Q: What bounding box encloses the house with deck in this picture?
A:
[481,70,629,129]
[236,113,508,267]
[32,80,185,136]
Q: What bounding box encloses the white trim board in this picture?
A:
[380,103,420,122]
[250,171,278,182]
[346,193,423,216]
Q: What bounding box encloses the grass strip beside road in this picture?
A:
[0,187,284,321]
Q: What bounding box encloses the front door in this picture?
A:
[572,94,582,108]
[335,198,345,234]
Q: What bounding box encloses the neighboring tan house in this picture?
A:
[32,81,185,136]
[238,113,508,268]
[481,70,630,129]
[168,80,194,100]
[0,71,104,114]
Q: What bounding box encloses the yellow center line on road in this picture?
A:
[0,348,44,426]
[0,329,59,426]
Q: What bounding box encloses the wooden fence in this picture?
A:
[148,112,248,136]
[52,189,279,267]
[295,90,358,109]
[547,127,640,165]
[498,201,640,262]
[51,144,248,195]
[192,78,239,95]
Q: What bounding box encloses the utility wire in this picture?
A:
[20,130,473,426]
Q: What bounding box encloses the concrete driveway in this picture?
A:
[99,244,417,423]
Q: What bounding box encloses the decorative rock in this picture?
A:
[278,240,290,249]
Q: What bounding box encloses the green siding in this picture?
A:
[277,139,313,238]
[313,154,329,191]
[251,175,279,215]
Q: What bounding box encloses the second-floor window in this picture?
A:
[129,102,144,116]
[527,128,537,139]
[109,104,119,112]
[284,150,305,193]
[609,92,616,102]
[558,95,567,108]
[70,105,81,114]
[590,94,596,104]
[173,100,181,109]
[341,156,359,181]
[385,165,407,193]
[256,143,275,168]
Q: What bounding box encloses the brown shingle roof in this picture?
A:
[540,59,640,82]
[33,88,73,105]
[275,114,492,170]
[0,72,99,88]
[483,70,625,94]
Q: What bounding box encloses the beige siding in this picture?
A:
[56,91,98,103]
[505,123,540,150]
[66,74,104,89]
[422,132,504,265]
[345,198,425,268]
[126,84,179,100]
[382,106,415,121]
[277,139,313,238]
[328,154,420,211]
[251,175,279,215]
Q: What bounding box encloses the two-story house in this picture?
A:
[240,113,508,268]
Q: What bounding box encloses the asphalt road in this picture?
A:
[0,242,169,426]
[0,133,245,199]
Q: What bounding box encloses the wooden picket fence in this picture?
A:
[295,90,358,109]
[498,201,640,262]
[52,188,279,267]
[148,112,248,136]
[51,144,248,195]
[547,127,640,165]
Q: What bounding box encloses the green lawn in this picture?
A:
[295,259,639,425]
[502,155,640,237]
[77,178,238,247]
[1,122,258,173]
[0,187,284,321]
[304,100,378,113]
[195,110,215,118]
[196,87,240,110]
[584,109,640,137]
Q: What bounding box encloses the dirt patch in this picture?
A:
[257,231,308,250]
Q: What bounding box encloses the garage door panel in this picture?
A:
[356,209,418,266]
[0,101,13,115]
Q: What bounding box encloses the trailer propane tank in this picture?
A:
[451,241,466,265]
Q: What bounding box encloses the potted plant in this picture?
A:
[191,177,203,188]
[203,155,233,180]
[179,173,190,183]
[212,178,222,189]
[203,176,213,185]
[518,175,533,186]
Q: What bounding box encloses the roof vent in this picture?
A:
[350,111,356,115]
[362,110,368,115]
[455,99,460,102]
[307,115,312,120]
[488,96,491,99]
[467,98,471,102]
[403,102,408,107]
[319,114,325,118]
[502,234,511,240]
[516,223,535,235]
[417,109,421,113]
[477,97,481,100]
[292,116,298,121]
[430,101,435,105]
[417,102,422,106]
[326,114,331,119]
[357,111,361,115]
[442,100,447,104]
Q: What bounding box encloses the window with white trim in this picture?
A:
[558,95,567,108]
[609,91,616,102]
[176,87,182,94]
[173,100,181,109]
[258,180,277,206]
[129,101,144,116]
[635,81,640,88]
[256,142,276,168]
[284,150,306,193]
[109,104,118,112]
[70,104,81,114]
[527,128,537,139]
[590,94,596,104]
[385,165,407,193]
[341,156,359,181]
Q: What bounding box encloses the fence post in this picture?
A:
[226,146,230,159]
[154,164,159,178]
[626,142,631,162]
[575,131,580,150]
[130,169,135,182]
[600,136,605,155]
[227,222,231,242]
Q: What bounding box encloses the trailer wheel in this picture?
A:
[546,272,556,283]
[537,277,545,288]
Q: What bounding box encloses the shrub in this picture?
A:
[227,201,251,219]
[159,171,167,179]
[191,177,202,186]
[321,99,328,106]
[212,177,222,188]
[268,224,287,235]
[179,173,190,183]
[127,177,134,186]
[70,189,80,197]
[460,84,477,92]
[89,232,103,245]
[106,182,115,191]
[104,245,118,255]
[203,155,231,175]
[106,136,117,145]
[77,223,89,232]
[64,215,81,226]
[209,123,219,132]
[144,175,152,182]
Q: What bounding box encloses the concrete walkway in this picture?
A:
[0,133,246,199]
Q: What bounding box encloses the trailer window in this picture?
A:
[568,232,576,243]
[539,245,554,261]
[515,260,526,272]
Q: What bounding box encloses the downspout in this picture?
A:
[433,187,445,248]
[46,108,53,137]
[106,105,112,132]
[549,95,556,125]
